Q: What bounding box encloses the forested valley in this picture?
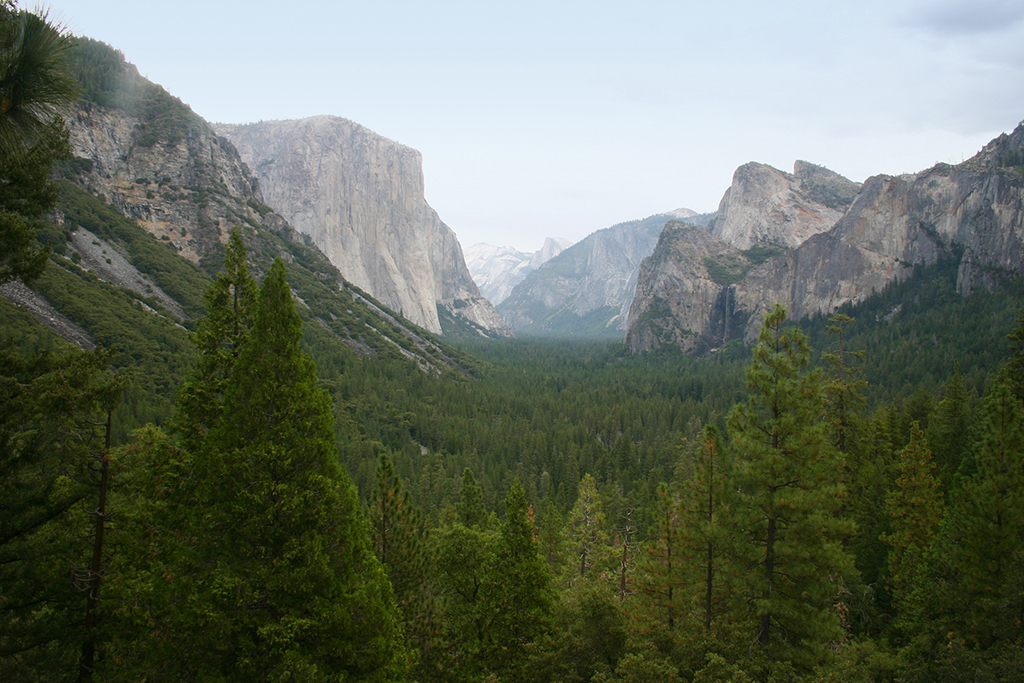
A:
[5,4,1024,682]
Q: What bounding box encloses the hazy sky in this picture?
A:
[49,0,1024,253]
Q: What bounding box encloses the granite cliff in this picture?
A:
[709,161,860,250]
[626,123,1024,354]
[216,117,510,337]
[625,222,749,354]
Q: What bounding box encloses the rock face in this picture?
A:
[625,222,749,354]
[626,123,1024,353]
[216,117,510,337]
[497,211,691,337]
[67,101,283,264]
[710,161,860,250]
[465,237,572,305]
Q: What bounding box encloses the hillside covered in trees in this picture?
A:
[4,5,1024,682]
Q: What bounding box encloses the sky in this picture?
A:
[46,0,1024,253]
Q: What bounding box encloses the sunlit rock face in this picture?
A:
[626,124,1024,353]
[216,116,510,337]
[710,161,859,251]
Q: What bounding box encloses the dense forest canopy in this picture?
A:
[3,4,1024,681]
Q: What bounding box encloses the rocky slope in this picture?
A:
[465,237,572,305]
[496,211,695,337]
[216,117,510,338]
[710,161,860,250]
[626,124,1024,353]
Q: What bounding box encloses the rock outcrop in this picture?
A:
[625,222,749,354]
[626,123,1024,354]
[709,161,860,250]
[66,100,283,265]
[466,237,572,305]
[216,117,510,337]
[497,211,692,337]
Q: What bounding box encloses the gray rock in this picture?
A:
[216,117,510,337]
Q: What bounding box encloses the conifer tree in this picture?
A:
[368,452,437,665]
[0,348,122,679]
[727,304,852,669]
[109,259,406,681]
[882,422,944,623]
[636,482,685,631]
[171,226,257,452]
[0,4,76,286]
[456,466,486,528]
[678,425,735,632]
[926,364,973,483]
[822,313,867,456]
[566,473,610,582]
[941,380,1024,645]
[482,480,553,677]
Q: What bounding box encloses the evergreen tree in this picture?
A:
[727,304,852,669]
[0,4,76,286]
[925,364,973,483]
[456,466,486,528]
[678,426,735,631]
[941,380,1024,645]
[171,226,257,452]
[0,3,78,156]
[482,479,553,677]
[882,422,944,625]
[429,521,495,683]
[0,347,122,680]
[566,473,611,582]
[368,452,436,667]
[822,313,867,456]
[107,259,406,681]
[636,482,685,631]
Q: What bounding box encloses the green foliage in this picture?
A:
[702,254,750,287]
[0,344,123,680]
[882,423,944,628]
[728,305,853,669]
[107,258,407,681]
[68,37,201,148]
[0,7,78,158]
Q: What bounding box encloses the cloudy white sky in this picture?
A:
[48,0,1024,253]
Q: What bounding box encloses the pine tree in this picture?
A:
[0,347,123,680]
[566,473,611,582]
[942,380,1024,645]
[727,304,852,669]
[0,5,76,286]
[678,425,735,632]
[926,364,973,484]
[368,452,436,665]
[107,259,406,681]
[882,422,944,623]
[822,313,867,456]
[482,480,553,677]
[171,226,257,453]
[456,466,486,528]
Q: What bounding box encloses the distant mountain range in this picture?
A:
[464,238,573,306]
[493,210,711,338]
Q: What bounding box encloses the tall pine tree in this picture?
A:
[727,305,852,669]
